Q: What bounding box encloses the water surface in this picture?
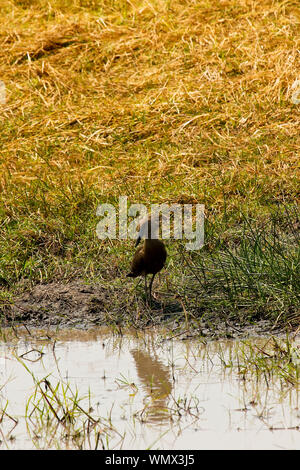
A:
[0,327,299,449]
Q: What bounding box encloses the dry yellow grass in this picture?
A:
[1,0,299,207]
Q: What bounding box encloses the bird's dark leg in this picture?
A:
[148,273,156,305]
[144,274,148,304]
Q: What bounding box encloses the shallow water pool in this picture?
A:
[0,327,300,449]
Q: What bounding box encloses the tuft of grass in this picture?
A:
[175,205,300,325]
[218,334,300,388]
[20,366,123,449]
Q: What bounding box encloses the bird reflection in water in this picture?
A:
[130,348,172,423]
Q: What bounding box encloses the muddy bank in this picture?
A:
[0,280,286,339]
[2,281,180,328]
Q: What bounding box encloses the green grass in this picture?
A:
[218,334,300,389]
[0,0,299,328]
[175,205,300,325]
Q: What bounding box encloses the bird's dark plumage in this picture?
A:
[127,239,167,278]
[127,216,167,304]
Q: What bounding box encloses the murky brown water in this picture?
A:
[0,327,300,449]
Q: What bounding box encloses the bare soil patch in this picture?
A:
[1,281,284,339]
[3,281,114,328]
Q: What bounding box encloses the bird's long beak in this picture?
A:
[135,235,141,247]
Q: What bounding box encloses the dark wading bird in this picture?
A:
[127,215,167,305]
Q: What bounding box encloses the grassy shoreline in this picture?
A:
[0,0,299,330]
[1,205,299,333]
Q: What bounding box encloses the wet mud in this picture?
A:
[1,280,284,339]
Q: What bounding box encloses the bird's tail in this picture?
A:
[126,272,135,277]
